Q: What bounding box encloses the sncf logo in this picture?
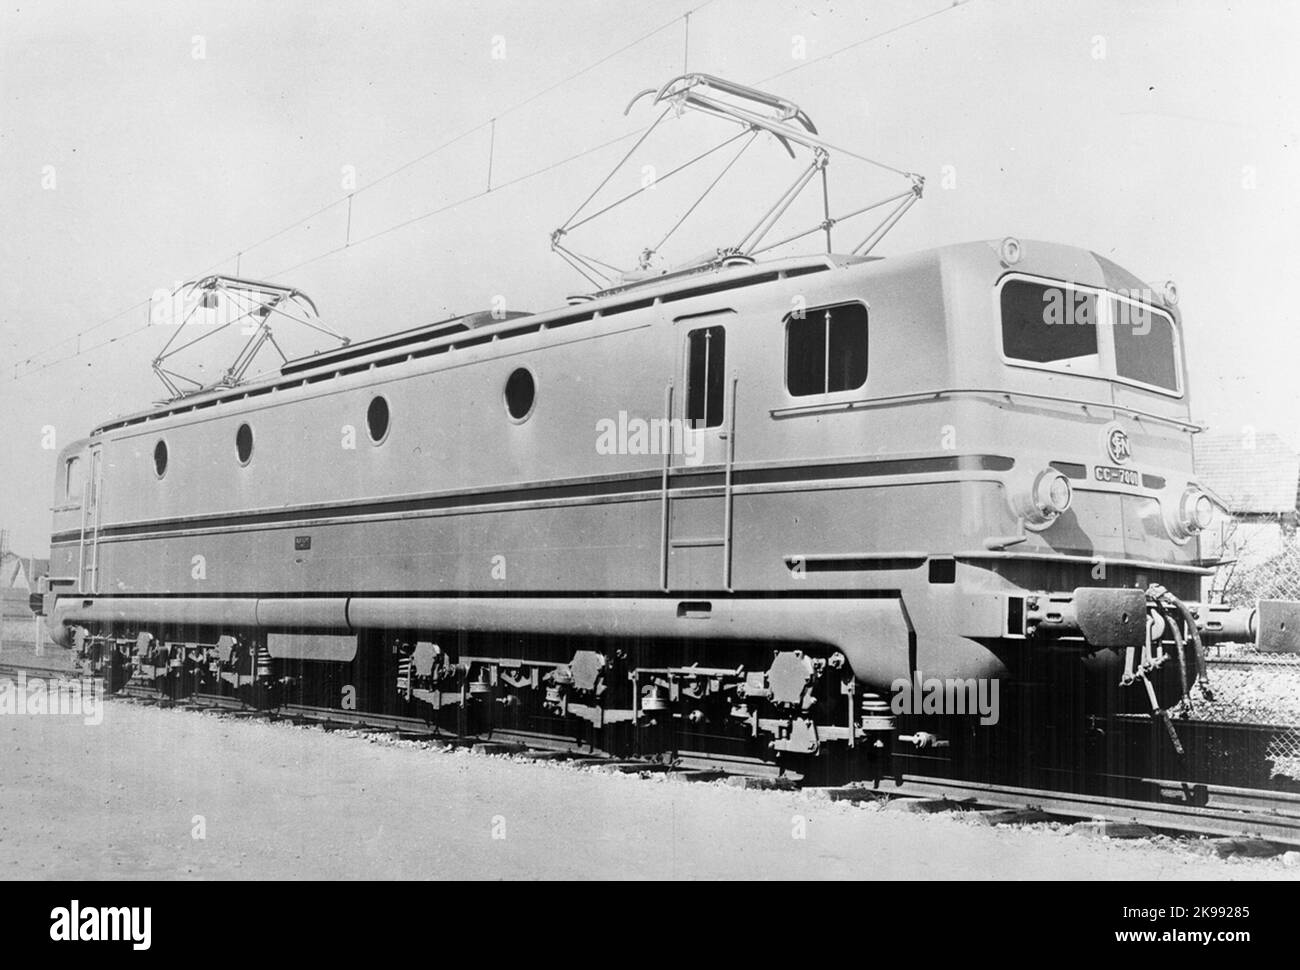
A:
[1107,428,1132,464]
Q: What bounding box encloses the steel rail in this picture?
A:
[8,661,1297,847]
[0,662,82,681]
[861,774,1300,846]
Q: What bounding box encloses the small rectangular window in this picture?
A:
[64,457,82,501]
[685,326,726,429]
[785,303,868,396]
[1001,279,1098,366]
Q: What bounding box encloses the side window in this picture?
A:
[64,457,82,501]
[685,326,725,429]
[785,303,868,396]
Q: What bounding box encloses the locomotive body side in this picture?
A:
[42,240,1284,753]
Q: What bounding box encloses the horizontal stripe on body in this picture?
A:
[52,454,1015,544]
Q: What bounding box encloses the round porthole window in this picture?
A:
[235,423,254,465]
[504,367,536,422]
[153,440,168,478]
[367,395,390,443]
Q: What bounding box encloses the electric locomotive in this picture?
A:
[33,75,1299,770]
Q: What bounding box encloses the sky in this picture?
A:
[1,0,1297,554]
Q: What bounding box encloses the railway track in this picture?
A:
[123,684,1300,852]
[842,775,1300,848]
[0,661,80,681]
[5,661,1298,853]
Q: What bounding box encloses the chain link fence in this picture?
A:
[1196,535,1300,779]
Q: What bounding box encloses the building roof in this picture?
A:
[1195,430,1300,515]
[0,553,49,590]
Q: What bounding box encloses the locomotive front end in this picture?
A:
[931,238,1300,725]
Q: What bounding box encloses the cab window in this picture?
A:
[785,302,868,396]
[685,325,725,429]
[64,457,82,501]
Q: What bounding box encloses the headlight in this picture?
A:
[1167,486,1214,541]
[1182,489,1214,532]
[1044,472,1073,514]
[1011,468,1072,529]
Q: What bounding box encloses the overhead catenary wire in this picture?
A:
[7,249,238,379]
[7,0,974,384]
[7,1,719,384]
[264,123,662,282]
[544,3,979,282]
[10,121,665,385]
[213,0,724,261]
[755,1,973,86]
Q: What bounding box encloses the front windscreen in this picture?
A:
[1001,278,1181,394]
[1113,300,1179,391]
[1001,279,1099,366]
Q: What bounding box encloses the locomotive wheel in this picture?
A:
[104,649,133,694]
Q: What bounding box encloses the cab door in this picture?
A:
[78,444,104,593]
[660,315,737,592]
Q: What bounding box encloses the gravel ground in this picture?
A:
[0,697,1296,880]
[1199,655,1300,723]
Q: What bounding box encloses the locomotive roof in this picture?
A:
[92,251,872,435]
[90,239,1167,436]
